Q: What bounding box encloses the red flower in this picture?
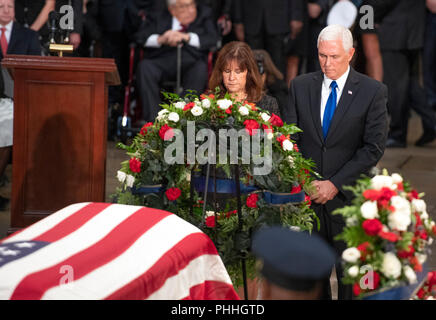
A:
[225,210,237,218]
[139,122,153,135]
[432,225,436,236]
[165,187,181,201]
[362,219,383,236]
[409,256,422,272]
[379,187,397,202]
[183,102,195,111]
[363,189,380,201]
[408,189,419,200]
[159,124,174,141]
[353,283,361,296]
[246,193,259,208]
[378,230,400,242]
[225,105,233,114]
[357,242,371,261]
[205,216,216,228]
[129,157,141,173]
[417,288,426,299]
[293,144,299,152]
[397,245,414,259]
[269,113,283,127]
[397,182,404,191]
[371,272,381,290]
[415,212,422,227]
[304,194,311,206]
[243,119,260,136]
[291,185,302,194]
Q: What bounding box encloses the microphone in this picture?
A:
[49,11,60,44]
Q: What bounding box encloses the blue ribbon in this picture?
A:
[131,185,164,195]
[192,175,259,194]
[263,191,306,205]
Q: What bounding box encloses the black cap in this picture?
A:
[251,227,337,292]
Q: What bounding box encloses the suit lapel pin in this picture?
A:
[348,90,353,95]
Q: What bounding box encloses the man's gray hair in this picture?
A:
[167,0,177,6]
[317,24,354,52]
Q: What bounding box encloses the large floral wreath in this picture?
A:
[333,170,436,299]
[115,88,319,286]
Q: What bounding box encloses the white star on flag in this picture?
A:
[14,242,36,249]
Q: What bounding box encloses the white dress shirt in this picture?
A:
[145,17,200,48]
[0,21,13,45]
[320,66,350,126]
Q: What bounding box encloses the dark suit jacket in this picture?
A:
[377,0,426,51]
[134,4,218,60]
[0,23,42,60]
[233,0,305,35]
[285,68,388,213]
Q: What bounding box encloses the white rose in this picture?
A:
[421,211,429,221]
[381,252,402,279]
[342,247,361,263]
[126,175,135,188]
[191,106,204,116]
[391,173,403,184]
[348,265,359,277]
[266,131,274,140]
[388,210,411,231]
[168,112,180,123]
[371,175,394,190]
[411,199,426,213]
[174,101,186,109]
[217,99,232,110]
[238,106,249,116]
[282,139,294,151]
[117,170,127,183]
[201,99,211,108]
[403,265,417,284]
[261,112,271,122]
[206,211,215,217]
[156,109,169,120]
[360,201,379,219]
[416,253,427,264]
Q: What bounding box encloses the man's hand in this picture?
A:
[159,30,189,47]
[69,32,81,50]
[310,180,339,205]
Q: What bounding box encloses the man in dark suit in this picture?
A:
[135,0,218,122]
[233,0,305,76]
[284,24,388,300]
[0,0,41,211]
[378,0,436,147]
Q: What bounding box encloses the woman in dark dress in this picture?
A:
[208,41,281,117]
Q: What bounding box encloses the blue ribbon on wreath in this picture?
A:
[131,185,164,195]
[263,190,306,205]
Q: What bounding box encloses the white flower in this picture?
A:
[388,196,411,231]
[290,226,301,232]
[391,173,403,184]
[266,131,274,140]
[168,112,180,123]
[174,101,186,109]
[416,253,427,264]
[381,252,402,279]
[117,171,127,183]
[206,211,215,217]
[217,99,232,110]
[238,106,249,116]
[342,247,361,263]
[261,112,271,122]
[360,201,379,219]
[426,296,435,300]
[287,155,294,167]
[421,211,429,221]
[403,265,417,284]
[282,139,294,151]
[346,216,358,227]
[126,175,135,188]
[156,109,169,120]
[201,98,211,109]
[348,265,359,277]
[191,106,204,116]
[411,199,426,213]
[371,175,394,190]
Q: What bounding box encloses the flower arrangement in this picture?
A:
[333,169,436,299]
[114,88,319,286]
[413,271,436,300]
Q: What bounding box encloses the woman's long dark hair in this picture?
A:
[208,41,264,102]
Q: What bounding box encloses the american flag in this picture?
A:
[0,203,239,300]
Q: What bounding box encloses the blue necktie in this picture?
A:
[322,80,338,139]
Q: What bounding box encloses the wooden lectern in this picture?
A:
[2,55,120,233]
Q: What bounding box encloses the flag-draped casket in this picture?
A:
[0,203,239,300]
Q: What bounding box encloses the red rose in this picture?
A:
[226,210,237,218]
[363,189,380,201]
[409,256,423,272]
[139,122,153,136]
[165,187,181,201]
[371,271,381,290]
[353,283,361,296]
[183,102,195,111]
[276,134,287,144]
[243,119,260,136]
[269,113,283,127]
[362,219,383,236]
[205,216,216,228]
[159,124,174,141]
[408,190,419,200]
[291,185,302,194]
[304,194,311,206]
[414,212,422,227]
[129,157,141,173]
[397,182,404,191]
[357,242,371,261]
[246,193,259,208]
[397,245,414,259]
[417,288,426,299]
[378,187,397,202]
[293,144,299,152]
[225,106,233,114]
[378,231,400,242]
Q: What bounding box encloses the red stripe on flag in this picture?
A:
[10,207,172,300]
[181,281,240,300]
[33,203,112,243]
[105,233,220,300]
